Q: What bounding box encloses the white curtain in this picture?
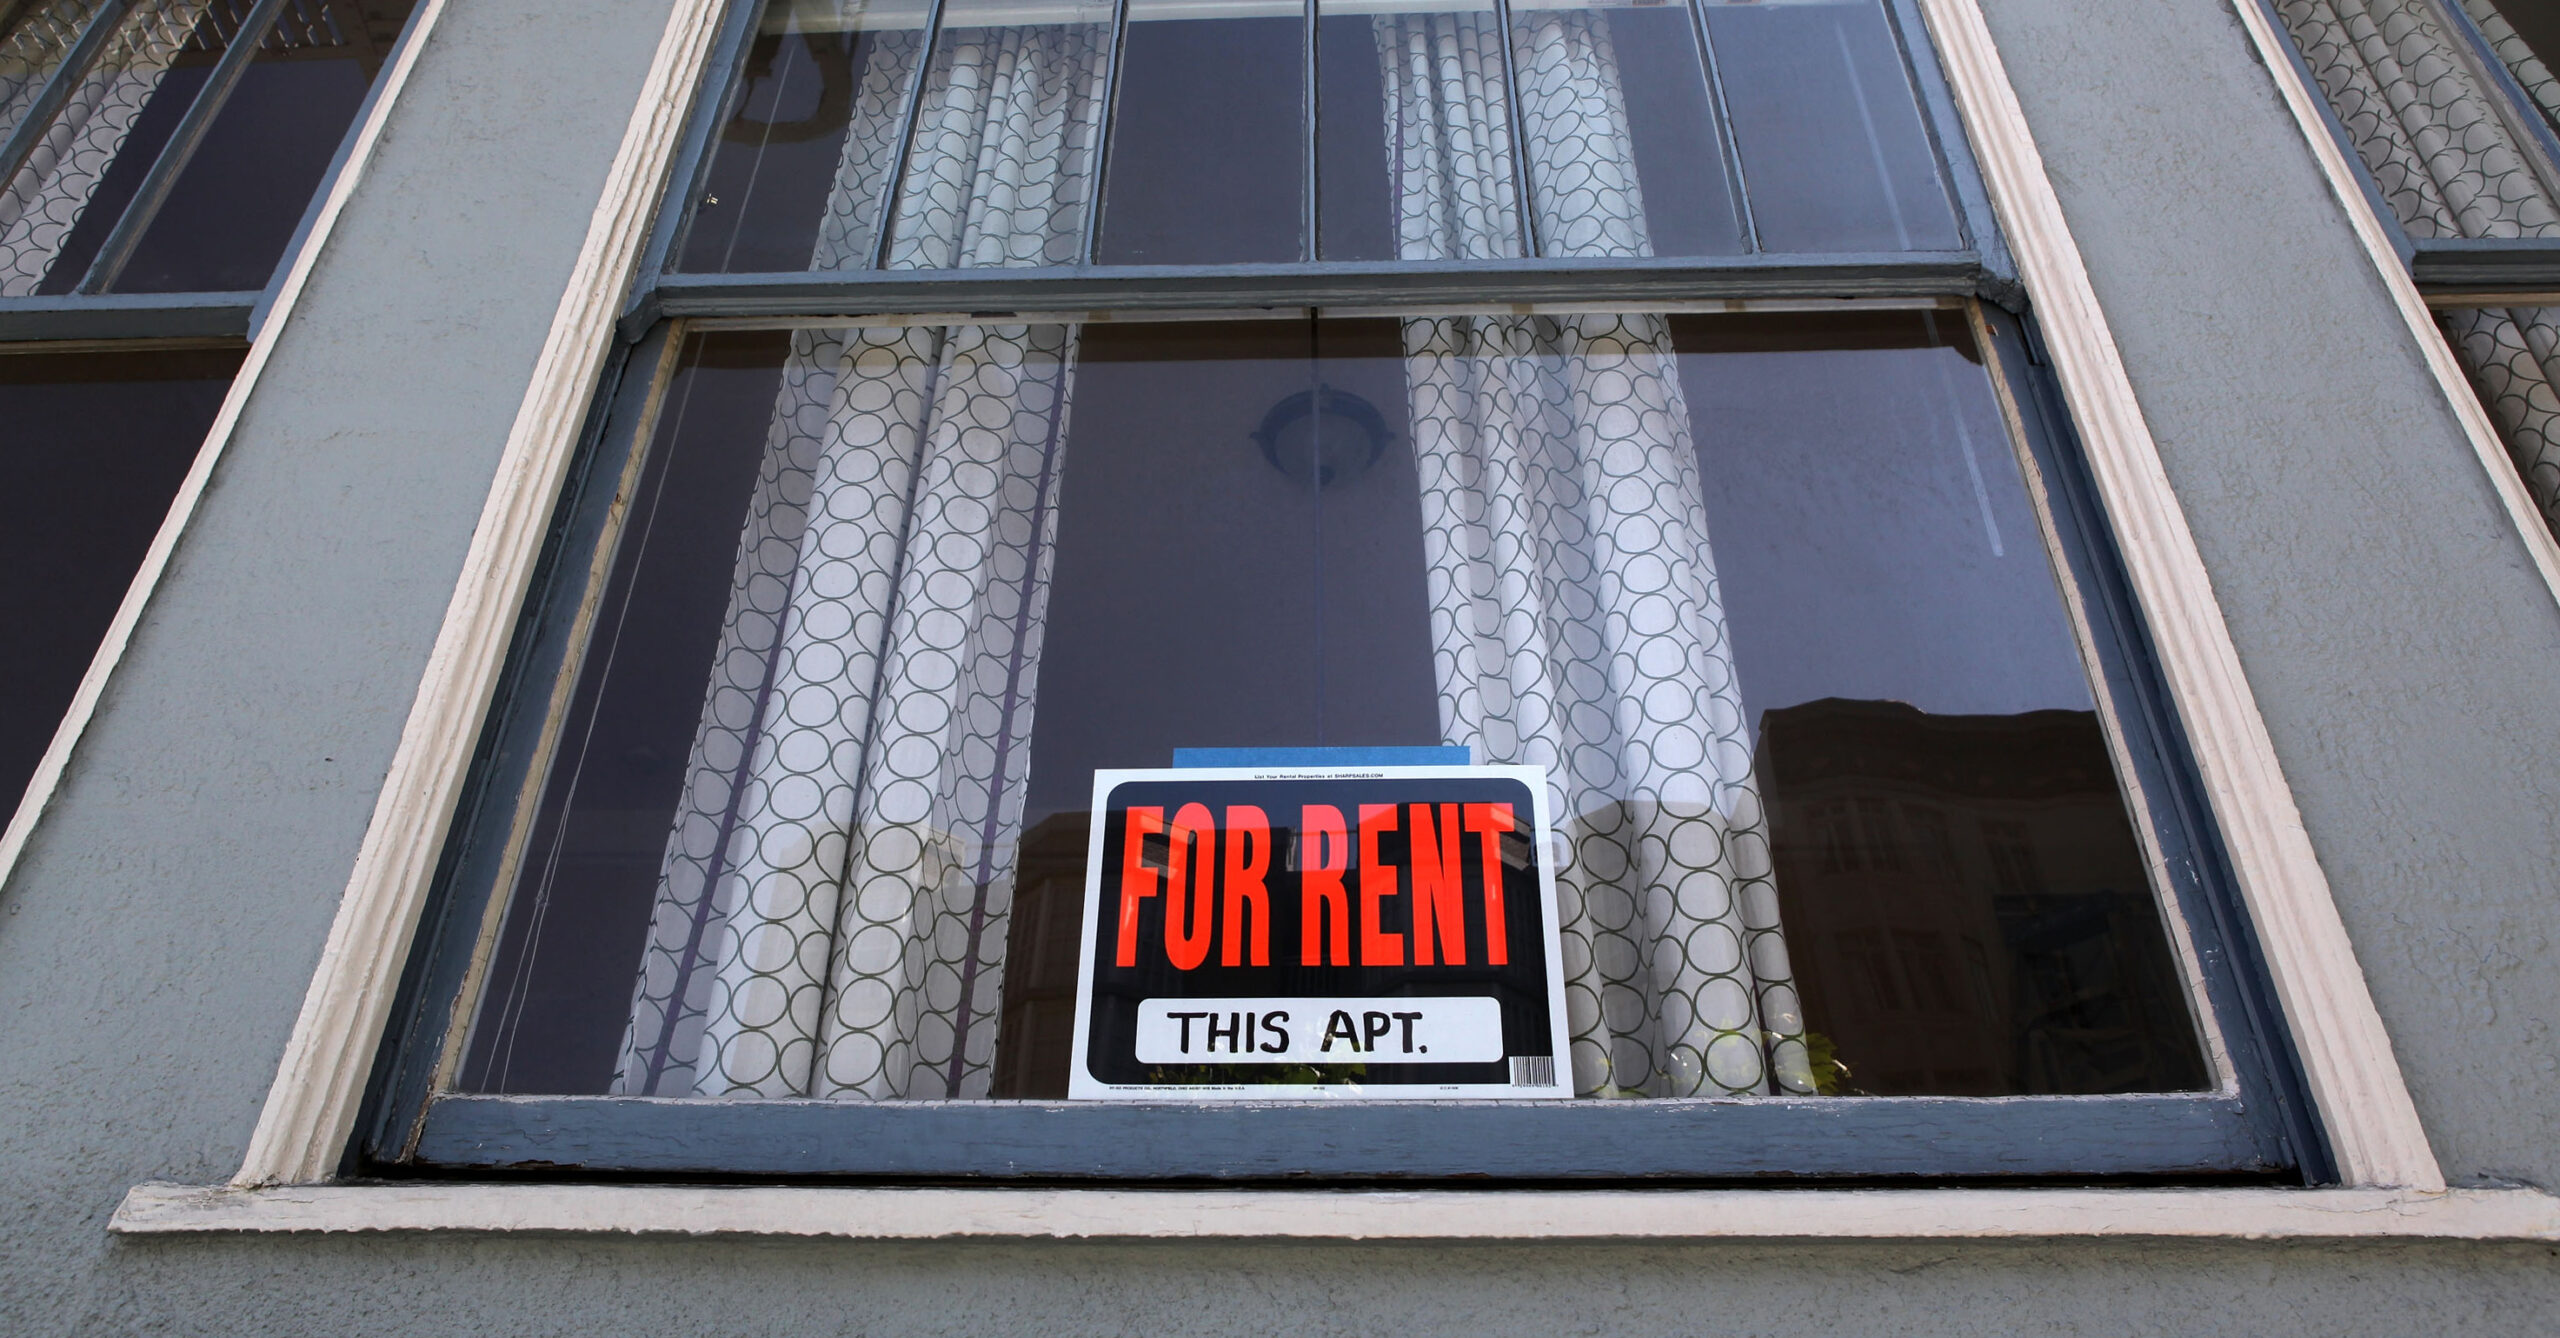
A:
[0,1,105,144]
[613,9,1103,1100]
[0,0,207,295]
[2276,1,2560,541]
[1379,7,1812,1097]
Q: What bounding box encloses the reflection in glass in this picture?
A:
[1702,0,1961,252]
[0,345,241,820]
[1095,0,1304,264]
[464,309,2207,1105]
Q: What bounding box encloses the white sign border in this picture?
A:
[1066,764,1570,1101]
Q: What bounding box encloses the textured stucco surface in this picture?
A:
[0,0,2552,1332]
[1972,0,2560,1191]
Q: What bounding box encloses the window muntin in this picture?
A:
[0,343,241,817]
[0,0,417,299]
[453,308,2210,1107]
[671,0,1961,274]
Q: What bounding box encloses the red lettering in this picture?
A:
[1358,803,1404,967]
[1221,805,1271,966]
[1115,806,1165,967]
[1164,803,1215,971]
[1463,802,1513,966]
[1408,802,1465,966]
[1300,805,1350,966]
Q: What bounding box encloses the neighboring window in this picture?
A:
[0,344,239,814]
[0,1,424,838]
[367,0,2318,1182]
[2270,0,2560,543]
[0,0,417,296]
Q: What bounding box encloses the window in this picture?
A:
[363,0,2322,1181]
[2268,0,2560,548]
[0,0,425,850]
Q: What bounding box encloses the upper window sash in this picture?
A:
[620,0,2015,323]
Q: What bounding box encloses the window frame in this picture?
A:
[220,0,2442,1191]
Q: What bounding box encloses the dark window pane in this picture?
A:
[0,345,241,819]
[676,0,931,273]
[114,0,418,293]
[996,318,1440,1094]
[1671,310,2207,1094]
[460,332,799,1095]
[1314,6,1394,260]
[1096,1,1306,265]
[1703,0,1962,253]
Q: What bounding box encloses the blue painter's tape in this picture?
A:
[1170,746,1473,769]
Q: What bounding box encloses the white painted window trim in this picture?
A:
[0,0,458,895]
[2223,0,2560,611]
[113,1183,2560,1242]
[211,0,2444,1214]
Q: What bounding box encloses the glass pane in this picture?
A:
[1509,0,1744,257]
[880,0,1113,269]
[0,1,110,148]
[1702,0,1961,253]
[676,0,933,273]
[1094,0,1305,265]
[1671,312,2206,1095]
[112,0,419,293]
[1327,0,1523,260]
[462,309,2207,1105]
[0,345,240,818]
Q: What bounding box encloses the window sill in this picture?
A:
[109,1182,2560,1242]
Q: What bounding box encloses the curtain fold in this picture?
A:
[2275,0,2560,240]
[2457,0,2560,134]
[613,10,1100,1100]
[1379,9,1810,1097]
[0,0,207,294]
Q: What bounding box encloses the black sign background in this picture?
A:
[1079,773,1555,1090]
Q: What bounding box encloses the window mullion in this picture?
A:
[1685,0,1760,253]
[76,0,297,295]
[1486,0,1539,258]
[1301,0,1317,264]
[1074,0,1133,267]
[867,0,953,272]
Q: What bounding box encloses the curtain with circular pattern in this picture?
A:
[1378,5,1814,1097]
[612,6,1102,1099]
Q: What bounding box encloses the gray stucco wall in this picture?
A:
[0,0,2552,1332]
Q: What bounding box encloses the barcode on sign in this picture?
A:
[1510,1055,1554,1088]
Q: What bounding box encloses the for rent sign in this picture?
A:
[1067,765,1570,1099]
